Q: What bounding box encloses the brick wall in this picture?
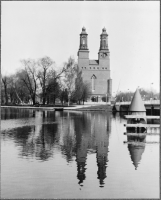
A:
[82,68,111,96]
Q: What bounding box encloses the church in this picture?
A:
[77,27,112,102]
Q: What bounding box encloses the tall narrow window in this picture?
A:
[103,39,106,48]
[91,75,96,91]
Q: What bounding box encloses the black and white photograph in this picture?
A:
[1,1,160,199]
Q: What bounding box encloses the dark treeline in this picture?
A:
[1,56,91,106]
[115,89,160,102]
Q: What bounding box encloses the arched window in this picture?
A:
[91,74,97,91]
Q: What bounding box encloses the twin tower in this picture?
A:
[77,27,112,102]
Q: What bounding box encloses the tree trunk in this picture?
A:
[14,88,23,104]
[53,96,56,106]
[4,86,8,105]
[68,97,70,106]
[43,96,46,105]
[42,71,46,105]
[32,94,36,105]
[47,96,49,104]
[61,96,64,106]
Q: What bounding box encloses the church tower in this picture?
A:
[78,27,89,69]
[98,28,112,100]
[98,28,110,69]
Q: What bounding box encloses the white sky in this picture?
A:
[1,1,160,94]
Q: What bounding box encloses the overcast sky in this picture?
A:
[2,1,160,94]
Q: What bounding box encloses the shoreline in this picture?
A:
[1,104,113,111]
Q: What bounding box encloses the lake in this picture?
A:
[1,108,159,199]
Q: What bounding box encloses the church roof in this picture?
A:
[129,88,146,112]
[89,60,99,65]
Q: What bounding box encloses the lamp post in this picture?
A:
[128,89,129,102]
[68,93,71,107]
[140,88,142,99]
[120,91,121,102]
[151,83,153,99]
[113,92,115,103]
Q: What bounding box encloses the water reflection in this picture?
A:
[75,114,89,186]
[126,114,147,170]
[58,111,111,187]
[74,112,111,187]
[1,110,59,161]
[93,113,110,187]
[1,109,112,187]
[1,107,35,119]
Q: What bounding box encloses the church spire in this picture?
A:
[79,27,88,50]
[98,28,110,60]
[99,27,109,51]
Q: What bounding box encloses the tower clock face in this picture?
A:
[101,53,107,58]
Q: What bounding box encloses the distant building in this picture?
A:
[77,27,112,102]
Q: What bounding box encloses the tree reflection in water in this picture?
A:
[1,110,59,161]
[1,107,34,120]
[1,109,112,187]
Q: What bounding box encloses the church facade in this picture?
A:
[77,27,112,102]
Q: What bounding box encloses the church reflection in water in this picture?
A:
[1,109,111,187]
[73,112,111,187]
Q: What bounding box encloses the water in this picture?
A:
[1,108,159,198]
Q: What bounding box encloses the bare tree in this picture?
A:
[37,56,68,105]
[19,59,39,105]
[13,73,31,104]
[7,75,18,104]
[81,82,91,104]
[74,69,83,104]
[64,57,77,106]
[74,68,91,104]
[46,77,61,105]
[37,56,54,105]
[2,74,25,105]
[1,75,10,105]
